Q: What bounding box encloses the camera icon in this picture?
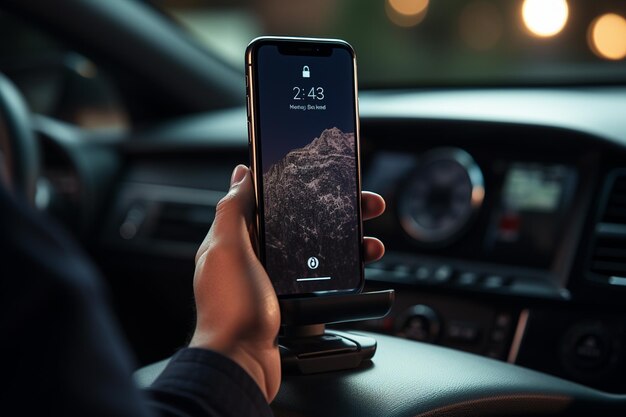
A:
[307,256,319,270]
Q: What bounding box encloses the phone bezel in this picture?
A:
[246,36,364,299]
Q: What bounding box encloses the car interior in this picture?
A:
[3,0,626,416]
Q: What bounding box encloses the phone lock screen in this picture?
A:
[248,39,363,297]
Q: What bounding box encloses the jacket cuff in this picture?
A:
[148,348,273,417]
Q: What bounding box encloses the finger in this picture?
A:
[362,191,385,221]
[196,165,254,261]
[364,236,385,263]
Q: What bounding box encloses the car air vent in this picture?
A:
[151,202,215,245]
[588,171,626,286]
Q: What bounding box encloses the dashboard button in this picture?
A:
[397,305,440,343]
[414,265,432,282]
[457,271,479,285]
[483,275,506,288]
[447,321,479,342]
[560,322,617,378]
[574,334,605,362]
[433,265,453,283]
[393,264,411,276]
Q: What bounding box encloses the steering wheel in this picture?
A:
[0,72,39,203]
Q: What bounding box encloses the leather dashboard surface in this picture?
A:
[135,332,626,416]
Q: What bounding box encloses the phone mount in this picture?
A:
[278,289,395,374]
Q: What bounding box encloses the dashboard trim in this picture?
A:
[508,308,529,364]
[360,88,626,147]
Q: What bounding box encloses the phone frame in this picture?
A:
[245,36,364,298]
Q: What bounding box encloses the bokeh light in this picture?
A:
[521,0,569,37]
[386,0,429,28]
[588,13,626,60]
[459,1,503,51]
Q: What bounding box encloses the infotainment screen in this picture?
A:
[501,164,569,212]
[486,163,577,268]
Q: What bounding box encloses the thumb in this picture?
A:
[196,165,255,262]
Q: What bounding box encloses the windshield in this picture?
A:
[153,0,626,87]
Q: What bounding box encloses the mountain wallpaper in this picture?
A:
[263,127,359,295]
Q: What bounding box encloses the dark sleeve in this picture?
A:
[146,348,274,417]
[0,187,273,417]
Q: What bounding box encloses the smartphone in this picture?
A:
[246,36,363,297]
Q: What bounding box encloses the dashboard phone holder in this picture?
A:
[278,289,395,374]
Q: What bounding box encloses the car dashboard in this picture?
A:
[357,89,626,394]
[33,86,626,395]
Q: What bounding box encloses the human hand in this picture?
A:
[189,164,385,402]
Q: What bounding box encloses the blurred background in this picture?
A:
[1,0,625,130]
[152,0,626,86]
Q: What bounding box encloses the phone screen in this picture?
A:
[248,39,363,297]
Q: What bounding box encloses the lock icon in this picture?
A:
[302,66,310,78]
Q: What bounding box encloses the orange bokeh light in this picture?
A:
[386,0,429,28]
[588,13,626,61]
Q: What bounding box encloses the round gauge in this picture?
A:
[398,148,484,245]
